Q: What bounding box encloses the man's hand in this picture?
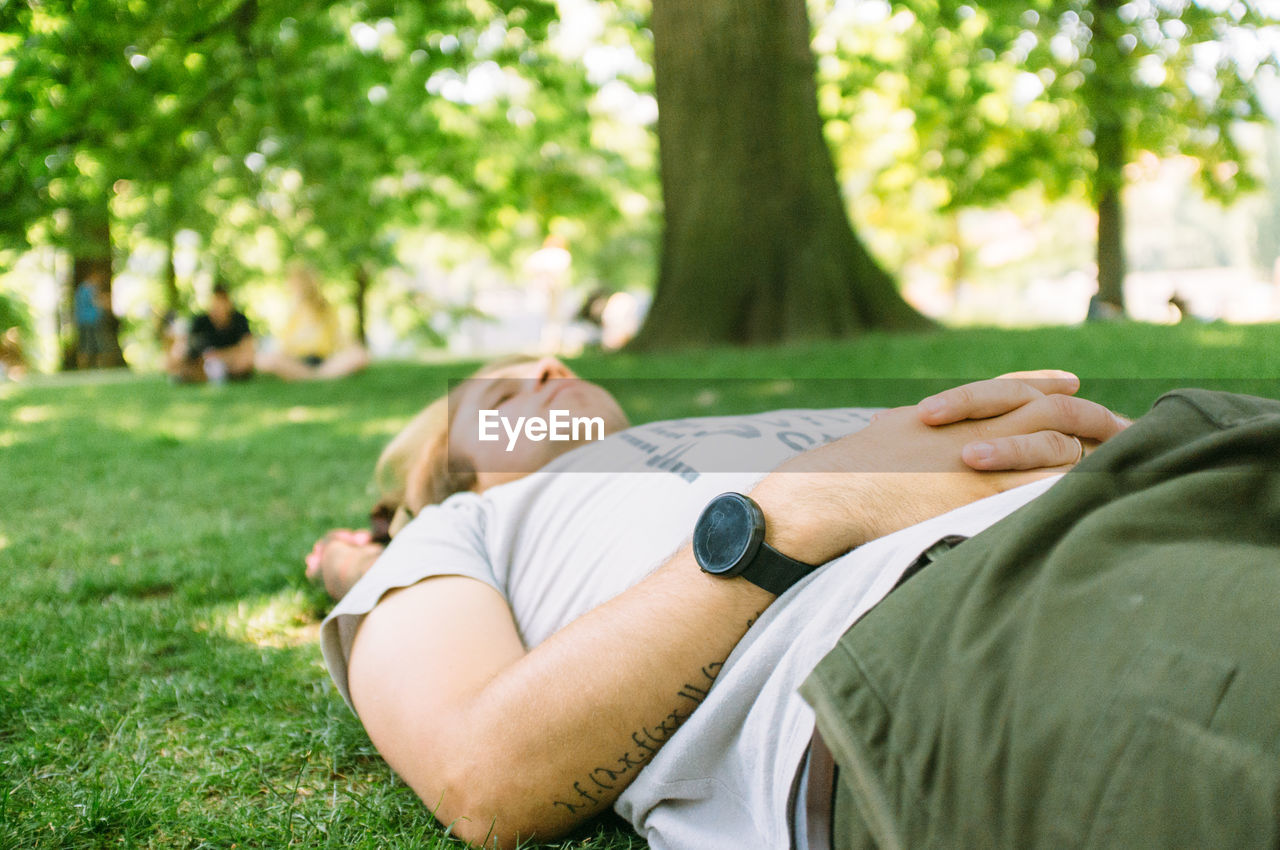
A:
[751,372,1131,565]
[306,528,384,599]
[916,370,1131,470]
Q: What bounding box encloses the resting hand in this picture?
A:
[915,370,1131,470]
[306,528,384,600]
[751,372,1130,564]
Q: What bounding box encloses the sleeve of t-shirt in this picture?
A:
[233,311,252,340]
[190,315,213,337]
[320,492,499,711]
[187,315,213,353]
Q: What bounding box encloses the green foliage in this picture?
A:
[1,0,658,353]
[0,289,31,336]
[812,0,1280,264]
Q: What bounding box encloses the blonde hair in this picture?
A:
[372,355,537,527]
[288,264,332,314]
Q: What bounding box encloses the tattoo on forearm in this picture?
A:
[550,660,724,815]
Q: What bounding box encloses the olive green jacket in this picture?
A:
[801,389,1280,849]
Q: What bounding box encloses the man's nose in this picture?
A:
[534,357,572,385]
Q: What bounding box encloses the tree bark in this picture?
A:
[65,200,126,369]
[631,0,929,350]
[1093,115,1126,311]
[154,226,182,344]
[1088,0,1128,314]
[164,228,181,315]
[353,263,371,348]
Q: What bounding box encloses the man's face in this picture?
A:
[448,357,629,492]
[209,293,233,326]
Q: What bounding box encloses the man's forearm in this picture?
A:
[361,476,963,848]
[436,477,853,844]
[451,543,773,842]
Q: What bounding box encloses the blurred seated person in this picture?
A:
[256,266,369,381]
[572,289,643,352]
[0,326,27,381]
[166,283,256,383]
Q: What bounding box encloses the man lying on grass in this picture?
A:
[314,358,1280,848]
[311,358,1130,846]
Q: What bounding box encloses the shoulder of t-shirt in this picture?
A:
[381,490,495,573]
[396,491,490,539]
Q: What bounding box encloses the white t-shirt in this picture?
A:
[320,409,1057,849]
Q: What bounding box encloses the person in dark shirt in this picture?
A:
[166,284,256,383]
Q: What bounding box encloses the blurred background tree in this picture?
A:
[813,0,1279,314]
[0,0,655,367]
[1,0,1278,368]
[632,0,931,350]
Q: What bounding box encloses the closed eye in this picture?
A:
[485,377,520,408]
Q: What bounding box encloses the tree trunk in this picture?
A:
[631,0,930,350]
[156,226,181,343]
[65,201,126,369]
[1093,119,1126,311]
[164,228,181,314]
[1089,0,1128,314]
[353,263,370,348]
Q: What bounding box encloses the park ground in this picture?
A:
[2,323,1278,848]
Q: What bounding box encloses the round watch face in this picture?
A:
[693,492,764,576]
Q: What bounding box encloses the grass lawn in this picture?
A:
[2,323,1277,848]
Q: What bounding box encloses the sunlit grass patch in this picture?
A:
[202,589,325,650]
[12,403,56,424]
[1191,324,1245,344]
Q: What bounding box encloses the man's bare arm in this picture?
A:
[350,539,783,844]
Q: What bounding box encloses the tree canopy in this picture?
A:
[1,0,1278,363]
[813,0,1280,308]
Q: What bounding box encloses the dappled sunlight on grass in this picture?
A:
[1190,325,1248,348]
[756,379,797,398]
[283,405,339,424]
[168,403,354,443]
[200,588,323,650]
[193,408,384,444]
[13,404,56,424]
[92,404,207,442]
[353,416,418,439]
[11,392,359,446]
[249,404,346,429]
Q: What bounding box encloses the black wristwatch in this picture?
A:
[692,492,819,596]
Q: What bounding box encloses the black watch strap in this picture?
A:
[744,540,818,596]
